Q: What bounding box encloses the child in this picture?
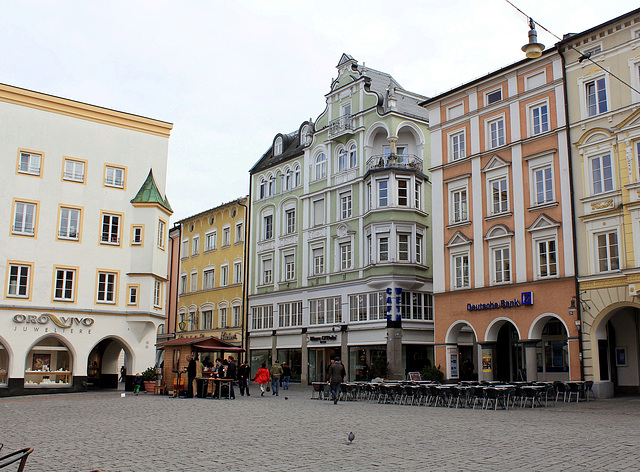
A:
[133,373,143,395]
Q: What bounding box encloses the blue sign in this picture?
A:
[521,292,533,305]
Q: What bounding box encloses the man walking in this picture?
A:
[226,356,237,399]
[327,356,346,404]
[186,355,196,398]
[270,360,283,396]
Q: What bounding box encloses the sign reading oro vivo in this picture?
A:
[13,313,95,327]
[467,292,533,312]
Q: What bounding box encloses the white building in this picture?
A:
[0,83,173,395]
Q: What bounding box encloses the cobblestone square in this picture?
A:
[2,386,640,471]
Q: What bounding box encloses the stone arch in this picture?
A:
[485,317,521,342]
[528,312,570,340]
[445,320,479,344]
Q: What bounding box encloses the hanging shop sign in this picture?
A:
[467,292,533,311]
[386,287,403,321]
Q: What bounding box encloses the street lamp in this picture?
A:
[522,18,545,58]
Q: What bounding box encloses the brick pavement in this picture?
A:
[2,385,640,471]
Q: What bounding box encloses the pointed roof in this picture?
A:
[131,169,173,215]
[336,53,356,68]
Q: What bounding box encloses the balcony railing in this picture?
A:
[328,114,354,138]
[366,153,423,172]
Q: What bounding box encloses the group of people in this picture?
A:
[184,355,292,399]
[251,360,292,396]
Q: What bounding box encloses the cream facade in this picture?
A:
[559,8,640,397]
[0,83,172,395]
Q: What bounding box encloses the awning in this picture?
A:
[156,336,245,352]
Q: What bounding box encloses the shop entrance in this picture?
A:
[308,347,338,383]
[496,322,523,383]
[594,307,640,395]
[87,338,132,390]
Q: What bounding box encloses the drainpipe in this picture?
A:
[558,42,585,381]
[238,196,250,365]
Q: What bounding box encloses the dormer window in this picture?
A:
[274,137,283,156]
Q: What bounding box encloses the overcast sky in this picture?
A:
[3,1,639,222]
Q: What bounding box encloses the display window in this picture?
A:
[24,337,72,387]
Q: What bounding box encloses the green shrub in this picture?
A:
[421,364,444,382]
[141,366,157,382]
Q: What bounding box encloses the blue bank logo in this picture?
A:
[521,292,533,306]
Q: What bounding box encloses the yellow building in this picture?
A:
[175,198,247,352]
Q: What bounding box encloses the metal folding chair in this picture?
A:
[0,447,34,472]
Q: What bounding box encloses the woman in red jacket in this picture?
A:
[253,363,271,396]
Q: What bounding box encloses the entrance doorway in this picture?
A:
[496,323,523,383]
[87,338,131,390]
[595,308,639,395]
[308,347,338,383]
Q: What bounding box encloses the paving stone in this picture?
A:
[1,386,640,471]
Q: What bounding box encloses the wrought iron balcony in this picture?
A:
[366,153,423,172]
[328,114,354,138]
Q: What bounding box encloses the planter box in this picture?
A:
[143,381,155,393]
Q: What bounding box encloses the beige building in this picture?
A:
[559,8,640,397]
[160,198,247,389]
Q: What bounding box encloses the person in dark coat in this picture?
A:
[226,356,237,399]
[327,356,346,404]
[186,355,196,398]
[238,362,251,396]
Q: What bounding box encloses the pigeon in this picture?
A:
[348,432,355,443]
[284,397,288,400]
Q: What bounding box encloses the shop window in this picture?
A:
[25,338,72,387]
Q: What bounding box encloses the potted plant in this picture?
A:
[421,364,445,383]
[141,366,157,393]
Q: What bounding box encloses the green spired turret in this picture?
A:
[130,169,173,214]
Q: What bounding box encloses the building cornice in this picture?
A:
[0,83,173,138]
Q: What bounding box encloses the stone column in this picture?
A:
[301,329,308,385]
[341,327,348,379]
[386,326,403,380]
[478,343,496,382]
[524,341,539,382]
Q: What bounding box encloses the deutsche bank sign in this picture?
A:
[467,292,533,311]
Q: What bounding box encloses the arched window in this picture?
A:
[294,165,301,187]
[284,168,292,192]
[349,144,357,168]
[267,175,276,197]
[274,136,283,155]
[338,148,348,172]
[315,153,326,180]
[259,178,267,199]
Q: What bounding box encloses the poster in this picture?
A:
[32,353,51,371]
[450,351,458,378]
[482,353,492,373]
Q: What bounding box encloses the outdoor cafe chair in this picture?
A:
[470,386,486,409]
[321,383,332,400]
[483,387,507,410]
[378,384,391,404]
[584,380,596,401]
[566,382,581,403]
[428,385,447,407]
[554,381,568,402]
[521,386,543,408]
[0,447,34,472]
[447,386,463,408]
[419,384,431,406]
